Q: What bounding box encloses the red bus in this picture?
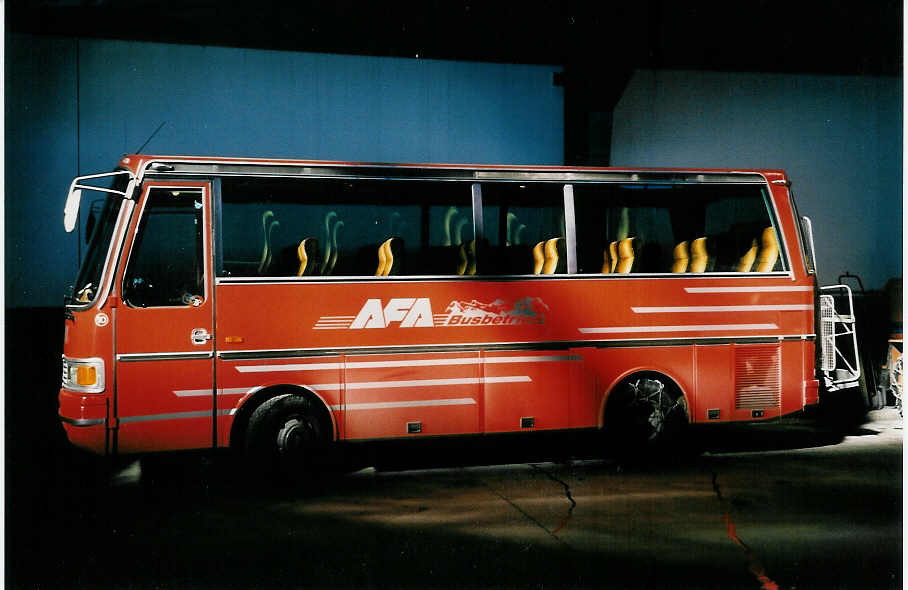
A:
[59,155,861,470]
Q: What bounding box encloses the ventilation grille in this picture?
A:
[735,344,781,409]
[819,294,836,371]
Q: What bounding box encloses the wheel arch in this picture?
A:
[597,367,690,429]
[229,384,337,450]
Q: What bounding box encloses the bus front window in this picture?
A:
[69,190,124,305]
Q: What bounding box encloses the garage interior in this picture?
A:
[5,1,902,588]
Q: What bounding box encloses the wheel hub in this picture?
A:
[276,417,307,455]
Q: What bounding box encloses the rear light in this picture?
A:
[62,356,105,393]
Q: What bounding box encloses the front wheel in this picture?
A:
[603,374,689,459]
[245,394,327,483]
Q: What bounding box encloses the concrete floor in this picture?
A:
[8,409,902,589]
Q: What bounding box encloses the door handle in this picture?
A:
[191,328,212,345]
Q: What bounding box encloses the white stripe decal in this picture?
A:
[180,375,531,397]
[632,304,812,313]
[684,286,813,293]
[329,398,477,411]
[313,376,531,391]
[236,362,344,373]
[578,323,779,334]
[235,356,579,373]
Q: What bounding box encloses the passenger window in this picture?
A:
[123,188,205,307]
[573,183,784,274]
[573,184,675,274]
[703,189,785,272]
[480,183,565,275]
[219,178,474,277]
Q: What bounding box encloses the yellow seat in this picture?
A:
[689,237,708,273]
[376,238,391,276]
[736,238,758,272]
[609,241,619,273]
[541,237,564,275]
[458,240,477,276]
[296,237,320,276]
[376,237,404,276]
[323,221,343,275]
[616,237,635,274]
[672,240,690,273]
[754,227,779,272]
[532,241,545,275]
[258,211,279,275]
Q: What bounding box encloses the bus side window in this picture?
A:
[123,188,205,308]
[220,178,477,278]
[573,184,674,274]
[426,200,475,276]
[703,188,785,273]
[480,183,565,276]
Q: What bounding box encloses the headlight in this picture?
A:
[62,356,105,393]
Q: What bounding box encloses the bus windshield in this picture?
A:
[69,179,127,305]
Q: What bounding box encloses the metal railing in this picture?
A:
[819,284,862,391]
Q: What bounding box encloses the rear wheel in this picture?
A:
[604,373,689,459]
[245,394,327,483]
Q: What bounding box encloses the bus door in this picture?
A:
[114,183,215,453]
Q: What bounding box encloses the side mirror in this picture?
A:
[63,188,83,233]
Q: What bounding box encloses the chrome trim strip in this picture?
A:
[329,398,477,411]
[218,336,814,360]
[120,410,210,423]
[234,354,582,373]
[142,157,769,182]
[118,351,214,362]
[173,387,249,397]
[579,323,779,334]
[632,304,812,313]
[563,184,577,274]
[684,286,813,293]
[119,409,232,424]
[59,415,105,427]
[801,215,818,274]
[471,183,484,239]
[215,271,794,284]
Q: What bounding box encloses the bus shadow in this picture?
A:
[126,402,885,494]
[690,423,849,454]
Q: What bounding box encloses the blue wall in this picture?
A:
[6,34,564,307]
[611,69,902,291]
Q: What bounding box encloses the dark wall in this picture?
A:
[6,33,564,309]
[611,69,902,291]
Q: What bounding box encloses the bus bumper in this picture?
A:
[805,378,820,406]
[59,389,108,454]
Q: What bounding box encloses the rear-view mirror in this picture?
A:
[63,188,82,233]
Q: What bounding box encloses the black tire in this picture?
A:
[245,393,327,483]
[603,373,690,460]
